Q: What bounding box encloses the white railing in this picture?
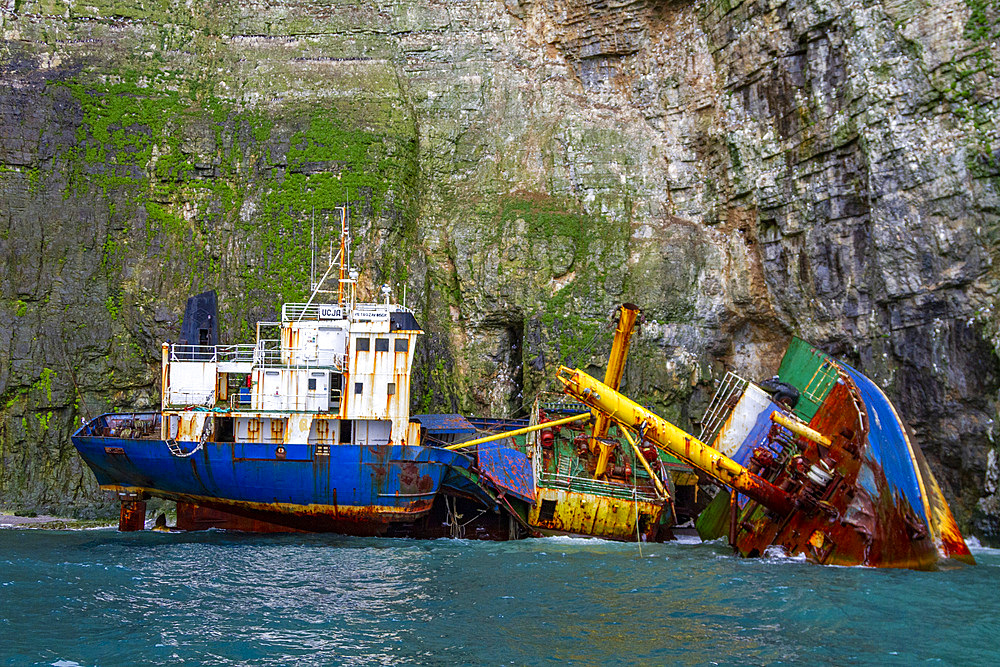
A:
[254,339,281,366]
[698,371,748,445]
[169,344,217,362]
[536,471,662,503]
[169,344,256,364]
[229,388,343,411]
[169,342,345,370]
[254,339,346,370]
[219,345,257,364]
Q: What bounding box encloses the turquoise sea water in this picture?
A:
[1,530,998,666]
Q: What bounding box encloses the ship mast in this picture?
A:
[337,205,350,306]
[299,202,354,321]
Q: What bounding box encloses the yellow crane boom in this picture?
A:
[591,304,641,478]
[556,366,795,516]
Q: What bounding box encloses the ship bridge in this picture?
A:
[160,299,423,450]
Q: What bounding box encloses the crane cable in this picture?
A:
[512,316,614,419]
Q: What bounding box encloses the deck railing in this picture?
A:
[169,344,256,364]
[698,371,749,446]
[169,342,345,370]
[536,471,661,503]
[228,388,343,411]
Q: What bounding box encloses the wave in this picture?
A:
[964,536,1000,555]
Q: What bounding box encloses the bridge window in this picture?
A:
[355,337,370,352]
[387,382,396,396]
[394,338,408,352]
[375,338,389,352]
[355,382,363,394]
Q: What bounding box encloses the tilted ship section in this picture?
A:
[556,338,974,569]
[441,305,700,543]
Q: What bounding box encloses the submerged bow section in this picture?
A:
[557,337,973,569]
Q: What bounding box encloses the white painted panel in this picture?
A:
[308,418,336,444]
[168,361,217,406]
[286,414,313,444]
[354,419,391,446]
[261,370,283,411]
[305,370,329,412]
[302,329,318,363]
[346,333,375,419]
[236,417,264,443]
[259,418,284,443]
[236,417,251,441]
[177,412,209,441]
[317,327,346,367]
[712,384,773,458]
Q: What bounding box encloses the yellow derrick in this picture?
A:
[557,366,795,516]
[592,304,641,478]
[442,412,590,451]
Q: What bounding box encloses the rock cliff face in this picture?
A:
[2,0,999,539]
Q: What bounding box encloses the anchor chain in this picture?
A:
[166,415,213,458]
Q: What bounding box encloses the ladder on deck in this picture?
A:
[698,371,748,445]
[556,455,572,477]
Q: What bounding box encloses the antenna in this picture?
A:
[298,200,353,321]
[345,188,351,276]
[337,205,347,306]
[350,268,359,309]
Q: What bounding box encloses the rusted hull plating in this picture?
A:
[173,495,520,538]
[71,429,473,535]
[118,493,146,532]
[528,487,664,541]
[710,380,942,568]
[713,357,974,568]
[559,362,974,569]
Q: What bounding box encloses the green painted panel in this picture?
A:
[695,489,731,541]
[776,337,839,422]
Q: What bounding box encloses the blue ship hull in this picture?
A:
[72,421,475,535]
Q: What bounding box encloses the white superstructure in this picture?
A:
[159,208,423,451]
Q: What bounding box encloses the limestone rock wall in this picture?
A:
[1,0,998,541]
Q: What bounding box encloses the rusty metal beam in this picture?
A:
[593,305,641,477]
[556,366,794,516]
[443,413,591,451]
[619,427,669,499]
